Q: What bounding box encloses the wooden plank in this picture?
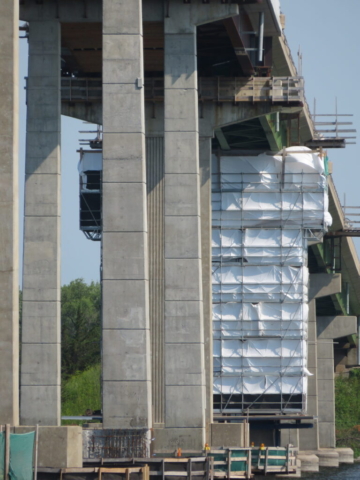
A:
[62,468,99,473]
[205,457,209,480]
[5,424,10,480]
[164,459,194,463]
[227,450,231,480]
[34,425,39,480]
[264,449,269,476]
[38,468,61,474]
[99,468,142,473]
[162,472,188,477]
[246,450,251,480]
[143,466,150,480]
[286,444,290,474]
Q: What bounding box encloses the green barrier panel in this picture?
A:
[208,453,227,472]
[251,448,287,467]
[230,450,247,472]
[0,432,5,480]
[208,450,248,473]
[9,432,35,480]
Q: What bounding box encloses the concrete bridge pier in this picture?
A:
[0,0,20,427]
[101,0,152,430]
[21,20,61,426]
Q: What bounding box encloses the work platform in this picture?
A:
[61,76,304,105]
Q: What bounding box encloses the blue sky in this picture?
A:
[18,0,360,285]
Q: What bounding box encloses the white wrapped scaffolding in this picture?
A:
[212,147,331,414]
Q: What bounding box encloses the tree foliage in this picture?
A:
[335,370,360,457]
[61,279,101,380]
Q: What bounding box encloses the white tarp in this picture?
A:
[78,151,102,191]
[212,148,330,412]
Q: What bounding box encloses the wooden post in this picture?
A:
[161,459,165,480]
[246,449,251,480]
[205,456,209,480]
[5,424,10,480]
[264,448,269,475]
[286,445,290,474]
[143,465,150,480]
[227,449,231,479]
[256,448,260,470]
[33,425,39,480]
[188,458,192,480]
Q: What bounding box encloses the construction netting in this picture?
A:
[9,432,35,480]
[0,432,5,479]
[0,431,35,480]
[212,147,331,413]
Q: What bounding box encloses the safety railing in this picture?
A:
[61,77,102,102]
[61,76,304,104]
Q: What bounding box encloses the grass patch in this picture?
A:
[335,370,360,457]
[61,363,101,426]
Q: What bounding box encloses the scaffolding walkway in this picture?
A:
[61,76,304,105]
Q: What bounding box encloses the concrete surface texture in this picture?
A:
[15,426,82,468]
[21,20,61,426]
[309,273,342,300]
[211,423,248,448]
[299,299,319,451]
[296,453,319,472]
[163,8,205,449]
[101,0,152,429]
[317,316,356,448]
[0,0,20,427]
[200,137,213,442]
[315,449,340,467]
[146,136,165,427]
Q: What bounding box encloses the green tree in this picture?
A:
[61,279,101,380]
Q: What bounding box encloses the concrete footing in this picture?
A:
[297,453,319,472]
[315,449,339,467]
[275,459,301,478]
[335,447,354,464]
[15,426,82,468]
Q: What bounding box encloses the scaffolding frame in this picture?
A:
[212,149,329,414]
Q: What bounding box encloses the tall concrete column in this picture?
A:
[200,136,213,441]
[102,0,152,429]
[299,299,319,451]
[21,21,61,426]
[316,315,356,448]
[317,341,335,448]
[162,14,206,450]
[0,0,19,426]
[159,1,238,451]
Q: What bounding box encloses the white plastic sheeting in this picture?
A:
[212,147,332,229]
[212,148,331,412]
[78,150,102,192]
